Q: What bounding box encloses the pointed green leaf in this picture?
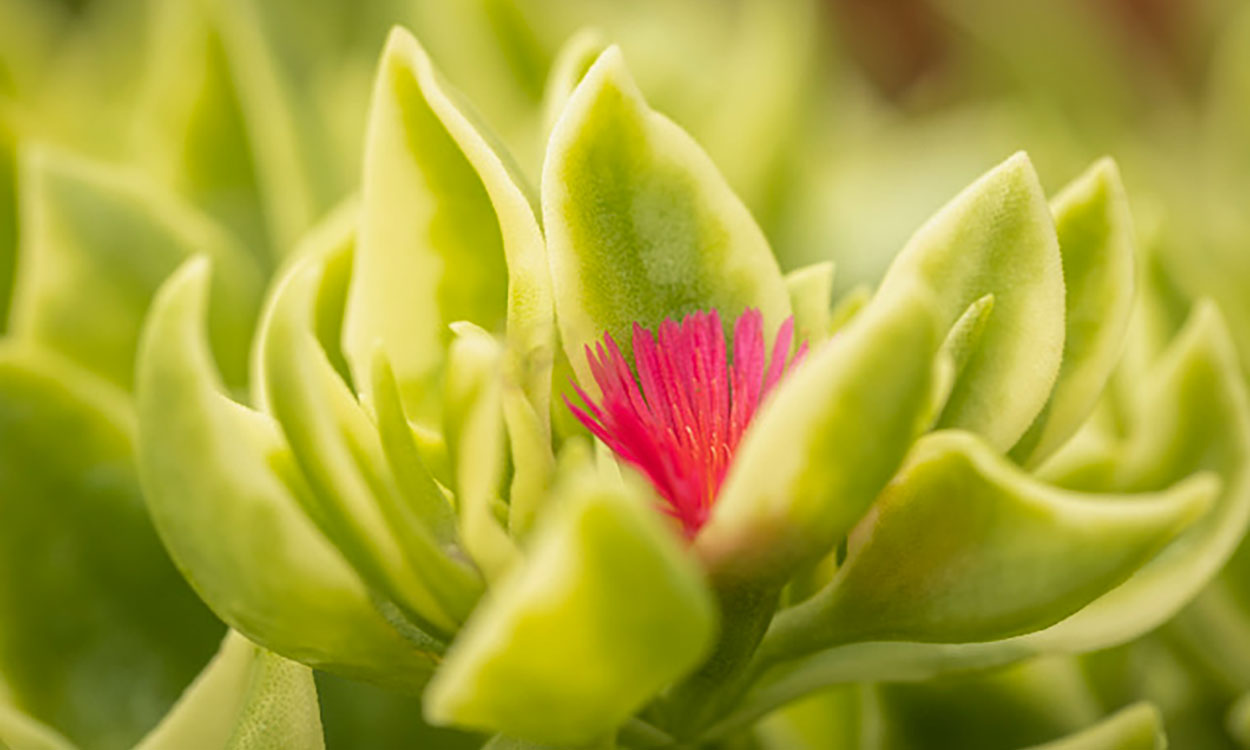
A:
[1013,158,1136,466]
[711,302,1250,734]
[875,152,1065,450]
[424,474,715,746]
[9,147,263,389]
[1025,301,1250,650]
[867,657,1105,750]
[784,261,834,347]
[1024,703,1164,750]
[541,29,607,137]
[344,27,552,418]
[1230,691,1250,748]
[0,346,220,749]
[695,284,939,583]
[542,45,790,387]
[444,322,518,581]
[201,0,341,255]
[263,248,483,637]
[135,632,324,750]
[0,110,15,333]
[137,257,440,691]
[762,431,1213,658]
[138,0,339,258]
[0,702,76,750]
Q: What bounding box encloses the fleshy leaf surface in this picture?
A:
[9,147,263,389]
[1013,158,1136,466]
[762,431,1214,658]
[424,473,715,746]
[0,345,220,749]
[1024,703,1165,750]
[542,45,790,387]
[137,257,439,691]
[875,152,1065,450]
[264,248,483,637]
[707,301,1250,736]
[135,631,324,750]
[343,27,551,418]
[695,284,939,582]
[783,261,835,347]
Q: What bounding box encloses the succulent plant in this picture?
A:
[120,25,1250,748]
[6,2,1250,749]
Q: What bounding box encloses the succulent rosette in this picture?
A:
[108,22,1250,748]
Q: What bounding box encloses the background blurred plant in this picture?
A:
[3,1,1250,749]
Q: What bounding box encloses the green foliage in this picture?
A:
[4,2,1250,748]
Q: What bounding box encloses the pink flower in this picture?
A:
[566,309,807,536]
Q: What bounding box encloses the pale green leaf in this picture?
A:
[542,45,790,388]
[424,473,715,746]
[783,261,834,347]
[875,152,1065,450]
[444,322,519,581]
[1013,158,1136,467]
[1024,703,1164,750]
[710,301,1250,735]
[541,28,606,137]
[262,248,483,637]
[135,631,324,750]
[0,109,15,333]
[695,283,939,583]
[343,27,552,419]
[762,431,1213,657]
[0,702,76,750]
[0,345,220,750]
[8,146,263,389]
[136,257,440,691]
[1230,691,1250,748]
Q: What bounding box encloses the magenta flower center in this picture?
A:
[566,309,807,536]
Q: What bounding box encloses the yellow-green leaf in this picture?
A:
[135,631,324,750]
[343,27,551,419]
[763,431,1213,657]
[424,473,715,746]
[875,152,1065,450]
[9,147,263,389]
[1013,158,1136,467]
[542,45,790,388]
[137,257,439,692]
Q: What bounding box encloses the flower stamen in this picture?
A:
[565,309,806,536]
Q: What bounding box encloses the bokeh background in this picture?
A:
[3,0,1250,748]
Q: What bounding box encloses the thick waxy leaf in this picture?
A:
[137,257,439,692]
[1231,691,1250,748]
[135,631,324,750]
[1023,302,1250,648]
[867,657,1104,750]
[1013,159,1136,466]
[1024,703,1164,750]
[709,302,1250,735]
[263,248,482,638]
[0,345,220,750]
[444,322,518,581]
[875,152,1065,450]
[0,110,15,333]
[695,284,939,582]
[8,147,263,389]
[343,27,552,418]
[424,474,716,746]
[762,431,1212,656]
[0,703,75,750]
[784,261,834,347]
[542,45,790,387]
[541,29,606,137]
[139,0,340,258]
